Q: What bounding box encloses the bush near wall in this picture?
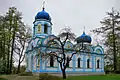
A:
[18,72,33,76]
[38,73,62,80]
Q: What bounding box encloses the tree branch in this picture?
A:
[69,52,76,61]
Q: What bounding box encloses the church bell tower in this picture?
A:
[33,3,52,37]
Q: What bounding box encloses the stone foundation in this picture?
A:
[33,72,105,77]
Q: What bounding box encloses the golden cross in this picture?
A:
[84,26,85,32]
[43,0,45,9]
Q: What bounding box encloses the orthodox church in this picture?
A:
[25,7,104,75]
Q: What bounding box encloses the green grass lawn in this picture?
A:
[0,74,120,80]
[67,74,120,80]
[0,77,8,80]
[0,75,37,80]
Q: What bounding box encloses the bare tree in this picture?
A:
[14,25,32,74]
[38,27,80,79]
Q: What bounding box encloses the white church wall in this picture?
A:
[79,54,84,68]
[42,60,45,70]
[54,60,58,67]
[26,40,104,73]
[33,52,37,70]
[46,68,58,70]
[34,38,39,47]
[29,53,32,71]
[85,69,92,71]
[96,69,102,72]
[48,25,51,34]
[46,58,50,67]
[66,68,73,71]
[75,68,83,71]
[69,60,73,68]
[27,53,30,71]
[101,55,104,72]
[27,51,104,72]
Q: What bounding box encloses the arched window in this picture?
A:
[78,58,81,68]
[31,45,33,49]
[44,24,48,34]
[97,60,100,68]
[87,59,90,68]
[37,56,40,66]
[50,56,54,67]
[66,56,70,67]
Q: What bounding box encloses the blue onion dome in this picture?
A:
[35,8,51,21]
[76,32,92,43]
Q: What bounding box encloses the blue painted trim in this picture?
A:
[73,55,75,71]
[33,26,35,36]
[45,59,47,71]
[36,50,38,70]
[29,53,30,71]
[26,45,104,55]
[32,69,104,73]
[101,55,104,72]
[26,53,29,71]
[27,51,105,72]
[83,54,85,72]
[92,54,95,72]
[33,19,52,25]
[31,54,33,71]
[57,62,59,71]
[94,55,96,72]
[94,45,104,54]
[40,54,42,70]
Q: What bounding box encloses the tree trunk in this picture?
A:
[17,59,21,74]
[112,17,117,73]
[7,27,12,74]
[7,10,13,74]
[62,69,66,79]
[7,47,10,74]
[9,29,16,74]
[9,16,18,74]
[3,22,6,74]
[59,62,66,79]
[16,43,25,74]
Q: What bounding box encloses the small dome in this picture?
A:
[76,32,92,43]
[35,8,51,21]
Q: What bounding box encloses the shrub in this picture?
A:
[18,72,33,76]
[38,73,62,80]
[0,77,7,80]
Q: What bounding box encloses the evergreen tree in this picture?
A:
[92,8,120,72]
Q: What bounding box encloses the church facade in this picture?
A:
[25,7,104,75]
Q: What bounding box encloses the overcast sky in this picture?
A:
[0,0,120,42]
